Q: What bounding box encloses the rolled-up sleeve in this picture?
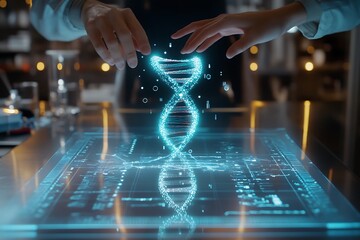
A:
[297,0,360,39]
[30,0,87,41]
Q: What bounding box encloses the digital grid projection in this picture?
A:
[150,56,203,238]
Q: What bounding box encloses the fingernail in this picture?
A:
[128,58,137,68]
[116,62,125,70]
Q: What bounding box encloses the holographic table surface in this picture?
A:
[0,129,359,239]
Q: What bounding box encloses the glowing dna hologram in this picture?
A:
[151,56,202,153]
[151,56,202,239]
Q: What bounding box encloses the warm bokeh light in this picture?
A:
[250,100,265,153]
[36,61,45,71]
[25,0,32,7]
[39,101,46,116]
[250,46,258,54]
[0,0,7,8]
[57,63,63,71]
[249,62,258,71]
[101,108,109,160]
[2,108,19,114]
[74,62,80,71]
[101,63,110,72]
[304,61,314,71]
[301,100,311,160]
[306,45,315,54]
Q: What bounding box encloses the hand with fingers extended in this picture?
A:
[81,0,151,70]
[172,2,306,59]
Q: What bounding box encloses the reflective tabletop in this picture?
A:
[0,102,359,239]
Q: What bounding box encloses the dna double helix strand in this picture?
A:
[150,56,202,238]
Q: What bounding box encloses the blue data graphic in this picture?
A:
[0,130,359,239]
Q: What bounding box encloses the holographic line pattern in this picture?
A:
[151,56,202,238]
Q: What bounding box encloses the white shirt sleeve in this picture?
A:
[30,0,87,41]
[297,0,360,39]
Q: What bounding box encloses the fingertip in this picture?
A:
[226,48,242,59]
[141,45,151,55]
[171,33,182,39]
[128,58,138,69]
[142,50,151,55]
[226,52,234,59]
[180,49,190,54]
[116,62,125,71]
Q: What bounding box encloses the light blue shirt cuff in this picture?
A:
[296,0,322,39]
[68,0,86,30]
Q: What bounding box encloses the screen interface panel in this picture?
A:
[1,130,359,238]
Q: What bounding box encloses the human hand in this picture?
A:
[172,2,306,59]
[81,0,151,70]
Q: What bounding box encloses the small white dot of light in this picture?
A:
[58,55,64,63]
[208,64,211,69]
[179,93,183,97]
[179,172,182,176]
[154,43,157,46]
[138,75,141,78]
[169,43,172,48]
[143,69,145,72]
[140,86,144,90]
[164,51,167,55]
[156,79,159,82]
[224,84,230,91]
[141,55,144,58]
[215,114,217,120]
[202,209,205,213]
[198,95,201,99]
[159,98,163,102]
[163,146,165,150]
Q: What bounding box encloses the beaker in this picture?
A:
[46,50,80,117]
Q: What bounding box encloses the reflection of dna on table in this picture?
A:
[150,56,202,239]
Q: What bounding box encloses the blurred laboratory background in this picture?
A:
[0,0,359,176]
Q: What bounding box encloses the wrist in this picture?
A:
[81,0,99,22]
[276,2,307,34]
[69,0,87,30]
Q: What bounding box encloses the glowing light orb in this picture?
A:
[305,61,314,71]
